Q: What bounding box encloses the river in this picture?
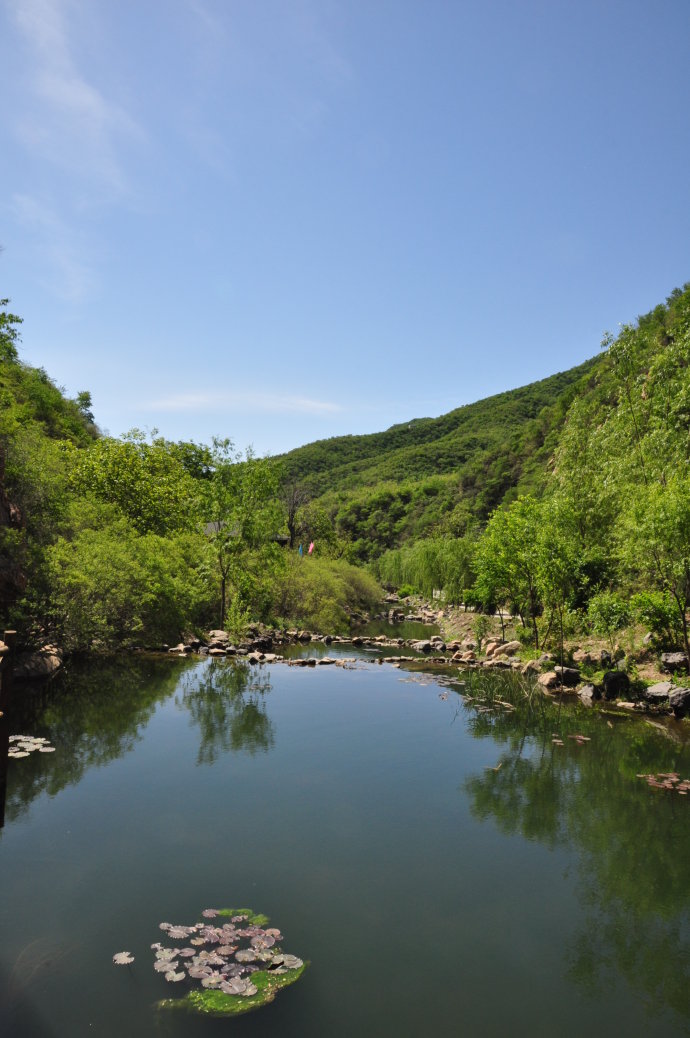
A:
[0,650,688,1036]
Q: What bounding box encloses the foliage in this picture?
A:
[44,520,210,651]
[68,431,199,535]
[472,614,490,652]
[269,555,382,633]
[0,298,22,363]
[630,591,680,647]
[587,592,632,651]
[375,534,477,602]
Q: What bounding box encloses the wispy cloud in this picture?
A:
[9,0,142,194]
[145,390,343,416]
[11,192,94,301]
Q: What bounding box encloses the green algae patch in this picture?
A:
[216,907,270,927]
[160,964,307,1018]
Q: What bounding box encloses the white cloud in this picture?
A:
[144,390,343,416]
[9,0,142,193]
[11,192,94,301]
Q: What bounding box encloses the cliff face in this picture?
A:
[0,448,25,614]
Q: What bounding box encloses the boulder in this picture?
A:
[521,659,541,675]
[669,687,690,718]
[660,651,687,672]
[484,641,501,657]
[413,640,432,653]
[499,640,522,657]
[538,671,559,690]
[578,684,598,706]
[208,629,229,644]
[642,681,674,704]
[602,670,630,700]
[13,646,63,681]
[208,647,226,657]
[572,648,594,665]
[554,665,580,687]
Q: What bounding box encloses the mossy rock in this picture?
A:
[159,964,306,1017]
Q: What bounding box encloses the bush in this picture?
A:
[269,555,382,633]
[587,591,632,651]
[631,590,681,648]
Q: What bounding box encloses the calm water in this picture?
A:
[1,655,689,1037]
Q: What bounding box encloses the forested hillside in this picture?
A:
[2,282,689,664]
[0,300,380,650]
[376,283,690,667]
[278,357,599,558]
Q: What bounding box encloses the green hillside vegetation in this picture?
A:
[376,283,690,667]
[278,358,597,558]
[2,281,690,669]
[0,303,380,650]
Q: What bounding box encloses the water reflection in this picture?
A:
[0,657,190,826]
[461,673,690,1023]
[176,659,275,764]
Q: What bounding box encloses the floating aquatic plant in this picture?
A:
[8,734,55,759]
[638,772,690,795]
[113,952,134,965]
[155,908,306,1017]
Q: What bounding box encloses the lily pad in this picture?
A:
[113,951,134,966]
[155,907,307,1018]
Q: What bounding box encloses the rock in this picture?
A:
[599,650,612,668]
[554,665,580,687]
[13,646,63,681]
[351,636,364,647]
[461,639,477,651]
[643,681,674,703]
[669,687,690,718]
[643,632,655,645]
[413,640,432,653]
[521,659,541,675]
[538,671,559,689]
[208,647,226,657]
[602,670,630,700]
[484,641,501,657]
[660,651,687,672]
[499,640,521,656]
[572,648,594,665]
[578,684,598,705]
[208,630,228,644]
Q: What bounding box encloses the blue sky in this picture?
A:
[2,0,689,455]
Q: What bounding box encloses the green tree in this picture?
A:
[202,441,282,628]
[0,299,22,363]
[618,478,690,671]
[474,496,544,647]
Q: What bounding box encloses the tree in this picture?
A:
[279,477,310,548]
[474,496,544,647]
[202,441,282,629]
[0,299,22,363]
[619,478,690,671]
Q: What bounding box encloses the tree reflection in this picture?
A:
[461,672,690,1023]
[1,656,191,825]
[176,659,274,764]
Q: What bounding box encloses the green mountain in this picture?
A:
[278,356,600,559]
